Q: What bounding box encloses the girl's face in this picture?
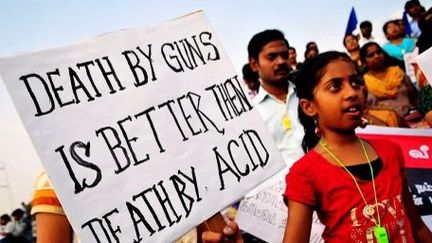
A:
[364,44,385,70]
[344,35,359,52]
[301,59,366,133]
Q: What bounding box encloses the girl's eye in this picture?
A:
[328,82,340,91]
[351,77,364,88]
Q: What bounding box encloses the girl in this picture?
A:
[343,34,365,74]
[283,51,432,242]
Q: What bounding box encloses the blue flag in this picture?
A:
[402,11,412,37]
[345,7,358,36]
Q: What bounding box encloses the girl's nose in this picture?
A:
[344,84,361,100]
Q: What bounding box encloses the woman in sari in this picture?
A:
[360,42,418,127]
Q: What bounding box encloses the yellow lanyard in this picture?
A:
[319,138,381,227]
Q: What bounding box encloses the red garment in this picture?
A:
[284,139,415,242]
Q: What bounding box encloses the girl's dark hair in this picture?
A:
[359,42,404,70]
[342,33,358,47]
[294,51,352,152]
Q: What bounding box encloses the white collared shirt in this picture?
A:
[359,35,376,47]
[252,81,305,168]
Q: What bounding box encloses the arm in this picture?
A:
[201,218,243,243]
[35,212,72,243]
[402,177,432,242]
[283,200,313,243]
[425,111,432,127]
[404,75,419,108]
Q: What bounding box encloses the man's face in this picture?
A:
[250,40,290,84]
[288,49,297,63]
[407,4,422,17]
[360,26,372,38]
[385,22,402,40]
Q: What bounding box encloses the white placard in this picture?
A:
[403,48,418,84]
[416,47,432,86]
[0,11,285,242]
[237,172,324,243]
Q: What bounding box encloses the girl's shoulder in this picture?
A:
[288,150,328,175]
[362,138,404,167]
[363,138,402,157]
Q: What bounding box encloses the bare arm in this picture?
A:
[424,111,432,127]
[36,212,71,243]
[402,177,432,242]
[404,75,419,108]
[283,200,313,243]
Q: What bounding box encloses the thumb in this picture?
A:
[202,231,223,243]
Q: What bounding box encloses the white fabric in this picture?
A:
[1,221,14,234]
[237,81,309,242]
[252,81,304,167]
[410,20,421,38]
[10,219,26,237]
[358,35,382,47]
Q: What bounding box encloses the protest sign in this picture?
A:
[0,11,285,242]
[416,47,432,85]
[237,172,324,243]
[403,48,418,84]
[237,126,432,242]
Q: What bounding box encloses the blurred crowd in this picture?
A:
[243,0,432,129]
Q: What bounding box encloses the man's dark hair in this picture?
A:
[360,20,372,29]
[247,29,289,60]
[288,46,296,52]
[405,0,421,11]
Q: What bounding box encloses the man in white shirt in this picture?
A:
[358,21,378,46]
[10,208,31,243]
[236,29,306,242]
[248,29,304,168]
[0,214,13,240]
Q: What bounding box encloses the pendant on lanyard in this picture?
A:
[282,115,291,130]
[320,139,389,243]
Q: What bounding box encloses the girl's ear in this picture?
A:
[299,98,317,117]
[249,58,259,72]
